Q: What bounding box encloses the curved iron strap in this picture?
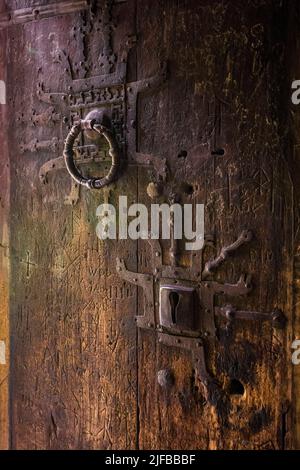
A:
[63,119,121,189]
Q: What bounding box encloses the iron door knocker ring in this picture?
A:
[63,111,121,189]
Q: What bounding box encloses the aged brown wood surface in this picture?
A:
[0,0,298,449]
[0,13,9,450]
[136,0,293,450]
[6,0,138,449]
[286,0,300,451]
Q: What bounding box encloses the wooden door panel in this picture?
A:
[136,0,293,450]
[6,0,138,449]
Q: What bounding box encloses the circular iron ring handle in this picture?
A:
[63,119,121,189]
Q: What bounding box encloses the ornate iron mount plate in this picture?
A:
[117,231,286,406]
[14,1,168,204]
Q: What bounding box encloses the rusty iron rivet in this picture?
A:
[225,308,235,320]
[157,369,174,388]
[271,309,287,329]
[147,181,163,199]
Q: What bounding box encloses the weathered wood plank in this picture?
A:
[7,2,138,449]
[136,0,293,449]
[0,23,9,450]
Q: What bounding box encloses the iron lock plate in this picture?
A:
[159,282,198,334]
[116,230,286,411]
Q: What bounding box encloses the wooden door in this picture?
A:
[0,0,299,450]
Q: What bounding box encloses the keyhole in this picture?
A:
[169,291,180,324]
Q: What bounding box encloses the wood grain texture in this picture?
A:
[0,23,9,450]
[1,0,298,449]
[284,0,300,450]
[136,0,293,450]
[7,2,138,449]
